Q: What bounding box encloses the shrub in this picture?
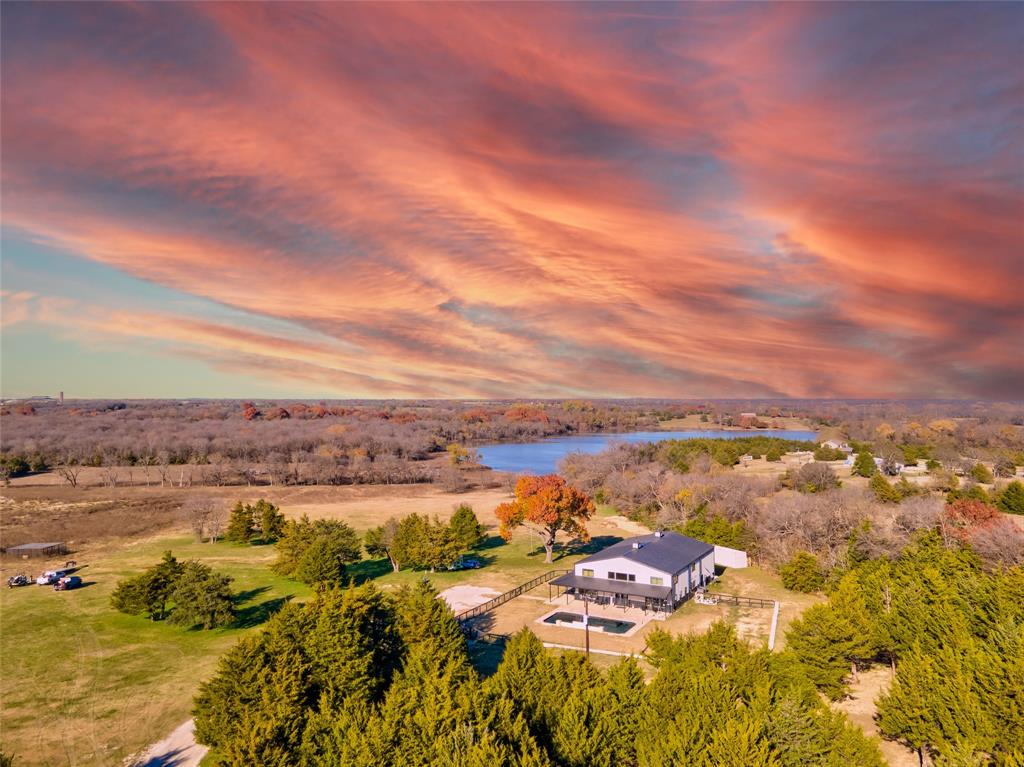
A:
[996,481,1024,515]
[870,473,903,504]
[793,462,840,493]
[852,452,876,478]
[994,459,1016,478]
[970,463,994,484]
[780,551,825,592]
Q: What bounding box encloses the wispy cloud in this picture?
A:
[2,2,1021,398]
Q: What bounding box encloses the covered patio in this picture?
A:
[549,572,674,615]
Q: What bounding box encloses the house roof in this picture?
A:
[576,531,713,575]
[550,573,673,601]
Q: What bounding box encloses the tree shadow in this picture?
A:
[469,553,498,568]
[474,535,506,551]
[568,535,623,555]
[465,616,508,677]
[234,596,290,629]
[136,745,195,767]
[233,586,270,604]
[347,558,394,584]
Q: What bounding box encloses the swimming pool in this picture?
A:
[542,611,636,635]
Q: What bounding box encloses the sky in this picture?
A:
[1,2,1022,400]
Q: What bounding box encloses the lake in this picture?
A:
[476,429,818,475]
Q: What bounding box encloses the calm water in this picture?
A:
[477,429,818,474]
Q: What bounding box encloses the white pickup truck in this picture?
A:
[36,568,73,585]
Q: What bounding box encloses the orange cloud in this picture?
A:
[2,2,1021,398]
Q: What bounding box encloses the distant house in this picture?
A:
[873,456,904,472]
[820,440,852,453]
[551,531,716,614]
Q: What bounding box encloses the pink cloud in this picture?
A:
[2,2,1021,398]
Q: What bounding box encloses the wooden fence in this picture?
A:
[703,591,776,609]
[456,569,570,623]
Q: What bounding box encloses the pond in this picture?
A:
[476,429,818,475]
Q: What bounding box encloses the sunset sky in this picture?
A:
[2,2,1022,400]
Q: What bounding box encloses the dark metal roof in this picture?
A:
[576,531,713,575]
[551,573,673,601]
[6,542,64,550]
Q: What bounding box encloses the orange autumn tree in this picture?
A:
[496,474,595,563]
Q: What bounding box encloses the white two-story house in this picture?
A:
[550,531,715,614]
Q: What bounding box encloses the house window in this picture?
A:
[581,568,594,578]
[607,572,636,582]
[650,576,663,586]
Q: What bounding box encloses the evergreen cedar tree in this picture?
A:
[110,550,184,620]
[852,451,877,478]
[449,504,486,550]
[111,551,235,629]
[272,516,362,586]
[193,580,888,767]
[679,508,752,551]
[779,551,825,593]
[225,499,285,544]
[364,507,484,575]
[869,473,903,504]
[786,533,1024,765]
[997,480,1024,515]
[495,475,595,563]
[969,462,994,484]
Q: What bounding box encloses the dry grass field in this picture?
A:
[0,481,510,549]
[658,414,815,431]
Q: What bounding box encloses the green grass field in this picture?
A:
[0,537,312,766]
[0,528,594,766]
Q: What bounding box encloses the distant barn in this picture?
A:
[4,542,67,559]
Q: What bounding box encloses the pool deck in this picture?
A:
[535,599,662,638]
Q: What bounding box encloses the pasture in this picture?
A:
[0,483,629,766]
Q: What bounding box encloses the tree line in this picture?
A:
[216,498,490,585]
[785,533,1023,765]
[193,580,886,767]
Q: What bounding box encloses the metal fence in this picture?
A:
[456,568,570,623]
